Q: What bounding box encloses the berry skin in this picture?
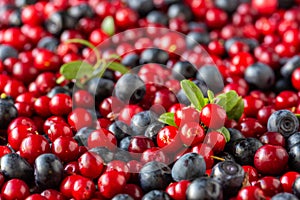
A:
[78,152,104,179]
[280,171,300,193]
[98,170,127,199]
[243,96,264,118]
[267,110,299,138]
[204,131,227,153]
[236,186,265,200]
[51,136,79,163]
[292,68,300,91]
[40,189,66,200]
[259,132,286,147]
[72,176,95,200]
[1,179,30,200]
[166,180,190,200]
[171,152,206,182]
[254,176,283,197]
[275,91,299,110]
[49,94,72,116]
[254,144,288,175]
[67,108,93,131]
[200,104,226,129]
[179,122,205,147]
[174,107,200,127]
[156,126,182,153]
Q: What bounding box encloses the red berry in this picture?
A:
[49,94,72,116]
[203,131,226,153]
[41,189,66,200]
[51,136,79,163]
[254,176,283,197]
[156,126,182,153]
[78,152,104,179]
[243,96,264,118]
[25,194,47,200]
[72,176,95,200]
[68,108,93,131]
[1,179,30,200]
[179,122,205,147]
[252,0,277,15]
[259,132,285,147]
[200,104,226,129]
[275,91,299,110]
[280,171,300,193]
[236,186,265,200]
[87,128,117,151]
[34,96,52,118]
[175,107,200,127]
[166,180,190,200]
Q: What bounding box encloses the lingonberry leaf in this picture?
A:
[59,60,94,80]
[226,97,244,121]
[107,62,129,74]
[158,112,177,127]
[207,90,215,104]
[217,127,230,142]
[180,80,206,110]
[214,90,239,112]
[101,16,115,36]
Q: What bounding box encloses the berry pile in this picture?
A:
[1,0,300,199]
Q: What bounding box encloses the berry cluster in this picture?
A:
[1,0,300,199]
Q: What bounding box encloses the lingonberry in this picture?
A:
[205,7,228,29]
[12,61,38,85]
[8,124,34,151]
[259,132,286,147]
[128,135,155,157]
[0,146,11,157]
[280,171,300,193]
[4,79,27,99]
[34,96,51,118]
[236,186,265,200]
[254,144,288,175]
[166,180,190,200]
[35,72,57,94]
[242,165,259,183]
[238,118,266,138]
[46,122,73,142]
[191,143,214,169]
[8,117,37,133]
[43,116,66,134]
[2,28,27,51]
[73,89,94,109]
[257,106,276,125]
[51,136,79,163]
[174,106,200,127]
[122,184,144,200]
[275,91,299,110]
[254,176,283,197]
[14,102,33,117]
[68,108,94,131]
[243,96,264,118]
[87,128,117,151]
[200,104,226,129]
[140,147,169,164]
[114,7,138,30]
[98,170,127,199]
[99,96,124,119]
[64,161,80,175]
[34,48,61,71]
[1,179,30,200]
[60,175,82,198]
[49,93,72,116]
[179,121,205,147]
[203,131,227,153]
[72,176,95,200]
[156,126,182,153]
[25,194,47,200]
[78,151,104,179]
[292,68,300,91]
[41,189,66,200]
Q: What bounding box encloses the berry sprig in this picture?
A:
[159,79,244,142]
[57,38,128,87]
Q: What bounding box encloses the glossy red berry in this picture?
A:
[292,68,300,91]
[49,94,72,116]
[40,189,66,200]
[68,108,93,131]
[98,170,127,199]
[25,194,47,200]
[236,186,265,200]
[174,107,200,127]
[179,122,205,147]
[51,136,79,163]
[203,131,226,153]
[200,104,226,129]
[8,124,34,151]
[166,180,190,200]
[87,128,117,151]
[254,144,288,175]
[34,96,52,118]
[275,91,299,110]
[156,126,182,153]
[242,165,259,184]
[252,0,277,15]
[72,176,95,200]
[238,118,266,138]
[254,176,283,197]
[78,152,104,179]
[34,49,61,71]
[73,90,94,109]
[280,171,300,193]
[140,147,169,164]
[243,96,264,118]
[1,179,30,200]
[259,132,285,147]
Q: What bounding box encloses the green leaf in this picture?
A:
[207,90,215,103]
[227,97,244,121]
[101,16,115,36]
[214,90,240,112]
[158,112,177,127]
[107,62,129,74]
[60,60,94,80]
[217,127,230,142]
[66,38,101,61]
[180,80,206,110]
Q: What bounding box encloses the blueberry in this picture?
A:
[9,9,22,26]
[146,11,169,26]
[89,147,114,163]
[74,127,95,146]
[139,161,172,192]
[67,3,94,20]
[211,161,245,197]
[144,121,165,145]
[15,0,36,7]
[244,62,275,90]
[214,152,235,163]
[127,0,155,16]
[121,53,140,68]
[293,176,300,198]
[286,132,300,151]
[131,111,157,136]
[267,110,299,138]
[119,136,132,151]
[109,121,132,142]
[271,192,299,200]
[177,79,209,105]
[188,22,208,32]
[186,32,210,49]
[0,153,33,182]
[34,153,63,189]
[139,48,169,65]
[275,78,294,93]
[288,144,300,173]
[196,65,224,94]
[186,177,223,200]
[167,3,193,21]
[0,100,18,129]
[37,36,59,52]
[215,0,240,13]
[113,150,132,162]
[0,44,18,61]
[171,152,206,182]
[226,138,263,165]
[228,128,245,142]
[281,55,300,79]
[85,77,115,103]
[47,86,72,98]
[142,190,171,200]
[172,61,197,81]
[278,0,294,9]
[112,194,134,200]
[115,73,146,104]
[45,12,76,35]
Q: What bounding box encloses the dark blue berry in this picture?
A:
[109,121,132,142]
[186,177,223,200]
[67,3,94,20]
[112,194,134,200]
[131,111,157,136]
[244,62,275,90]
[0,100,18,129]
[172,61,197,81]
[142,190,171,200]
[89,147,114,163]
[286,132,300,151]
[115,73,146,104]
[271,192,298,200]
[119,136,132,151]
[281,55,300,79]
[211,161,245,197]
[0,44,18,61]
[215,0,240,13]
[267,110,299,138]
[196,65,224,94]
[167,3,193,21]
[288,144,300,173]
[0,153,33,182]
[113,149,132,162]
[171,152,206,182]
[186,32,210,49]
[228,128,245,142]
[85,77,114,102]
[37,36,59,52]
[139,161,172,192]
[139,49,169,65]
[121,53,140,68]
[34,153,63,189]
[47,86,72,98]
[74,127,95,146]
[144,121,165,145]
[127,0,155,16]
[293,176,300,198]
[146,11,169,26]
